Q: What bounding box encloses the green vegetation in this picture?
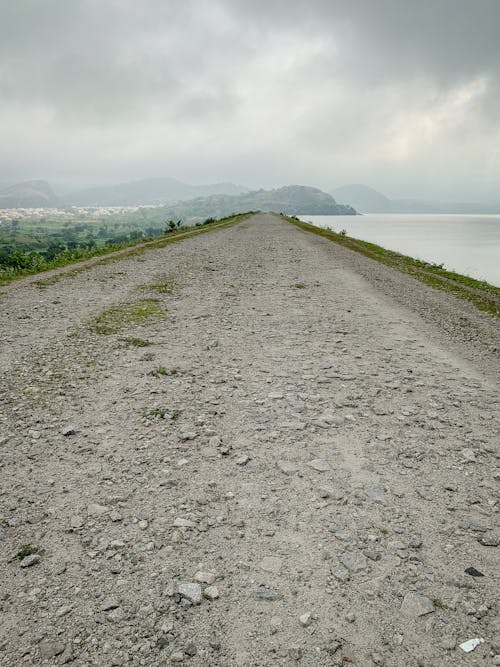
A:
[149,366,168,377]
[143,407,167,419]
[0,211,251,286]
[292,283,306,289]
[121,337,153,348]
[88,299,163,335]
[17,544,39,560]
[283,216,500,318]
[432,597,447,609]
[138,276,174,294]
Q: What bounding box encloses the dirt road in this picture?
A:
[1,213,499,666]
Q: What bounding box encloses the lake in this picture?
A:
[300,214,500,286]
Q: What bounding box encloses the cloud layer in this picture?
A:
[1,0,499,198]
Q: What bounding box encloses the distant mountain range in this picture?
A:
[0,177,249,209]
[331,183,500,214]
[66,177,250,206]
[0,179,356,216]
[159,185,357,219]
[0,180,58,208]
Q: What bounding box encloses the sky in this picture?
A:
[1,0,500,200]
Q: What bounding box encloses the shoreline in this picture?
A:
[283,215,500,318]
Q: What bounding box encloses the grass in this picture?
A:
[292,283,306,289]
[17,544,39,560]
[121,337,153,347]
[432,597,447,609]
[282,215,500,318]
[149,366,168,377]
[137,276,175,294]
[143,408,167,419]
[88,299,163,335]
[1,212,253,288]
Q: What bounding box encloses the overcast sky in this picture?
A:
[1,0,500,199]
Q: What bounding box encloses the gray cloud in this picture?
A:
[1,0,499,199]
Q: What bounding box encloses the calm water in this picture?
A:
[301,214,500,286]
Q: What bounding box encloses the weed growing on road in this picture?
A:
[17,544,39,560]
[149,367,168,377]
[88,299,163,335]
[121,337,153,347]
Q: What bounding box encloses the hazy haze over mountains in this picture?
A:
[67,178,249,206]
[331,184,500,214]
[1,1,500,203]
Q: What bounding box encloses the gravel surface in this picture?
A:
[0,213,499,666]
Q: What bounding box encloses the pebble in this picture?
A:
[87,503,108,517]
[178,582,203,605]
[173,517,196,528]
[203,585,219,600]
[299,612,312,627]
[289,646,303,660]
[194,571,216,584]
[171,651,184,662]
[461,448,477,462]
[332,564,350,582]
[478,532,499,547]
[307,458,330,472]
[39,640,66,659]
[270,616,282,634]
[400,592,435,617]
[100,597,120,611]
[254,587,282,601]
[338,551,368,573]
[20,554,41,568]
[106,607,125,623]
[61,425,77,436]
[184,642,197,657]
[408,534,423,548]
[259,556,283,574]
[277,461,298,475]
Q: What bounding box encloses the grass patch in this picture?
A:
[89,299,163,335]
[292,283,306,289]
[282,216,500,318]
[143,408,166,419]
[432,597,448,609]
[149,366,168,377]
[137,277,174,294]
[121,337,153,348]
[17,544,39,560]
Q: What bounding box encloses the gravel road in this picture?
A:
[1,213,499,666]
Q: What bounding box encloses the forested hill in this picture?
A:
[162,185,357,219]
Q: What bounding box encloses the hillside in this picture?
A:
[67,177,249,206]
[0,180,58,209]
[162,185,357,219]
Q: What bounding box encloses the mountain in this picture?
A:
[0,180,58,208]
[67,177,249,206]
[331,183,500,213]
[161,185,357,220]
[331,184,393,213]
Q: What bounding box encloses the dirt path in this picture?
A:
[1,213,498,666]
